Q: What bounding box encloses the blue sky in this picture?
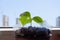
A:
[0,0,60,27]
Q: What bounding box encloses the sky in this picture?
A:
[0,0,60,27]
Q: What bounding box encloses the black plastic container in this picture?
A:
[16,26,51,40]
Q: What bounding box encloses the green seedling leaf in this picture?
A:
[19,11,31,26]
[33,16,44,24]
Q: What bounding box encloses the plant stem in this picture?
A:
[30,19,32,26]
[23,25,24,27]
[30,22,32,26]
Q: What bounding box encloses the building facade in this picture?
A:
[3,15,9,27]
[16,18,19,24]
[56,16,60,27]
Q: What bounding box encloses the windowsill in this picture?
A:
[0,28,60,33]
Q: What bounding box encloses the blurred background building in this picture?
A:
[16,18,19,24]
[56,16,60,27]
[3,15,9,27]
[15,18,21,28]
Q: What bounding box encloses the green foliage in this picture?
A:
[32,16,43,24]
[19,11,31,26]
[19,11,44,26]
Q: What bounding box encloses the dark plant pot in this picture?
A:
[16,26,51,40]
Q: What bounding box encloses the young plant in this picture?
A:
[19,11,44,27]
[18,12,51,39]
